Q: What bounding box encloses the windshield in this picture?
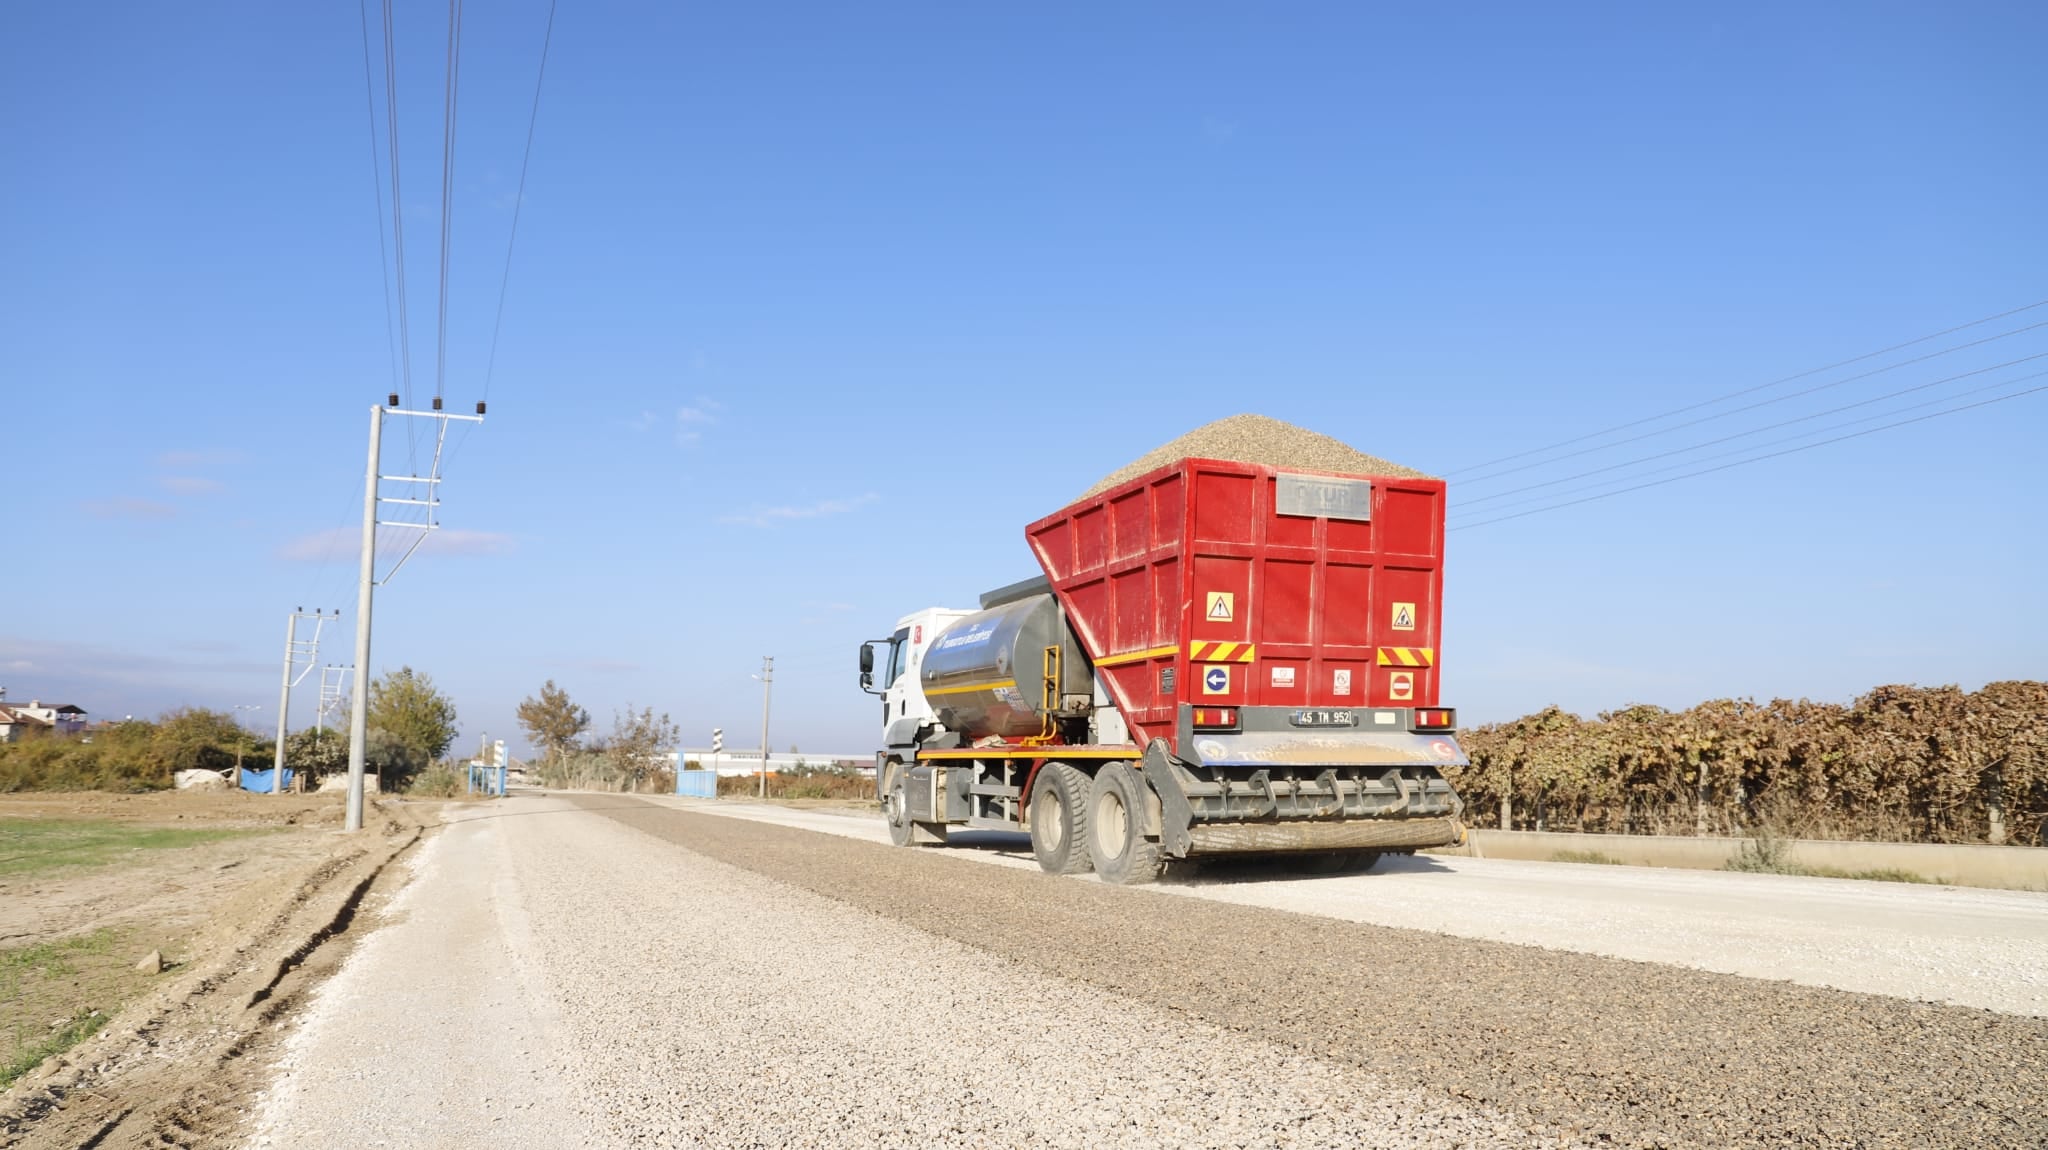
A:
[886,628,911,688]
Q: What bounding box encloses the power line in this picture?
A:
[1442,297,2048,478]
[379,0,418,473]
[1448,382,2048,531]
[1449,349,2048,514]
[1456,317,2048,486]
[355,0,399,400]
[482,0,558,405]
[444,0,558,480]
[434,0,466,403]
[1449,367,2048,521]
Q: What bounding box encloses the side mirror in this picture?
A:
[860,671,874,690]
[858,643,875,674]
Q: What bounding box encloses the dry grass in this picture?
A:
[716,770,873,801]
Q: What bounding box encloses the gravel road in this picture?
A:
[251,795,1541,1148]
[676,798,2048,1015]
[250,794,2048,1148]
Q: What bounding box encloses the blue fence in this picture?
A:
[675,771,717,799]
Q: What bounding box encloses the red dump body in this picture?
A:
[1026,458,1447,755]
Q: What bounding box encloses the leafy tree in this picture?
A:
[517,680,590,765]
[366,667,459,784]
[284,727,349,778]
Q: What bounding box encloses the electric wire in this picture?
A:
[1443,296,2048,478]
[1448,382,2048,531]
[379,0,418,474]
[1456,317,2048,486]
[1448,349,2048,514]
[1448,367,2048,521]
[433,0,466,405]
[356,0,399,403]
[446,0,559,479]
[481,0,557,406]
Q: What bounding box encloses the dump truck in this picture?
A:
[858,430,1467,884]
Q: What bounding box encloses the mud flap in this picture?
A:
[1139,739,1196,859]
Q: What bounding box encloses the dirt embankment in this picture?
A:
[0,791,439,1149]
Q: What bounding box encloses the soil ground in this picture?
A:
[0,789,442,1147]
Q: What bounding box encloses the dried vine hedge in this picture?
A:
[1449,681,2048,845]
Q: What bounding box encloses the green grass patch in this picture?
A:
[1,928,145,1088]
[0,818,269,878]
[1551,849,1624,865]
[2,1010,110,1089]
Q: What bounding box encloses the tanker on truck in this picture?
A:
[858,421,1468,885]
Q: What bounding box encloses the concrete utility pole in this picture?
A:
[345,396,486,832]
[317,664,352,735]
[272,608,334,795]
[757,656,774,800]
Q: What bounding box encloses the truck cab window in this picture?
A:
[886,630,911,687]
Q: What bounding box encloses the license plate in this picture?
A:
[1289,709,1357,728]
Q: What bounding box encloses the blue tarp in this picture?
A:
[238,767,295,792]
[675,771,717,798]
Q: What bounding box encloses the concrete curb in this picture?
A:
[1433,828,2047,891]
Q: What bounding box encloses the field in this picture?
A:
[0,789,433,1144]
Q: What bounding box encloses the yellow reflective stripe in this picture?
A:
[1189,642,1258,663]
[1375,647,1435,667]
[916,747,1135,760]
[1092,644,1177,668]
[922,679,1017,697]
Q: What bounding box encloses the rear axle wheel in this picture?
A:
[1029,763,1094,875]
[1088,763,1164,885]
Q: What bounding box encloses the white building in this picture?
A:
[0,697,87,742]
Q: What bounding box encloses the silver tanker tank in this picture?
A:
[918,594,1091,739]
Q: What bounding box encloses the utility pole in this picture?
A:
[345,395,486,832]
[317,664,352,734]
[271,608,333,795]
[757,656,773,800]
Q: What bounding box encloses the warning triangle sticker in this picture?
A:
[1206,592,1234,621]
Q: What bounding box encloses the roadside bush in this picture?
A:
[405,765,464,798]
[0,711,267,793]
[1449,680,2048,845]
[716,765,872,800]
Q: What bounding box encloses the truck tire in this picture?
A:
[883,762,917,848]
[1028,763,1094,876]
[1088,762,1164,885]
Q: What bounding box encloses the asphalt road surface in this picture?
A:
[248,794,2048,1149]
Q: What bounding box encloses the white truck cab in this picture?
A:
[864,607,974,749]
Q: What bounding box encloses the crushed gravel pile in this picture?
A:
[1081,414,1431,498]
[584,797,2048,1150]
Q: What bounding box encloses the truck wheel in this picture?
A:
[883,762,917,848]
[1028,763,1093,876]
[1088,763,1164,885]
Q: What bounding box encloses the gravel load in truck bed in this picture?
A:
[1081,413,1432,498]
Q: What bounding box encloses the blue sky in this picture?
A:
[3,2,2043,757]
